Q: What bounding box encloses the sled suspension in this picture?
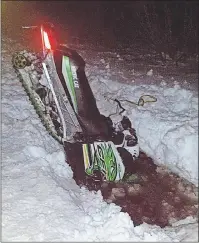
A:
[42,62,67,142]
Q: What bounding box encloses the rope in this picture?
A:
[108,95,157,118]
[119,95,157,107]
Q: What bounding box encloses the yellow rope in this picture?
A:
[108,95,157,117]
[119,95,157,106]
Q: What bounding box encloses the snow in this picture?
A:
[2,37,198,241]
[89,78,198,186]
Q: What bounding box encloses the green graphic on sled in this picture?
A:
[62,56,78,113]
[82,141,125,181]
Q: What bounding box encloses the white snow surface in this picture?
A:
[89,78,198,186]
[2,38,198,241]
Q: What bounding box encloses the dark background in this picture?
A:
[2,1,142,42]
[2,1,198,55]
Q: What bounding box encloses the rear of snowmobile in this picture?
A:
[12,22,139,183]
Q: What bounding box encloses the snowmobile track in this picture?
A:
[15,69,63,144]
[12,51,64,144]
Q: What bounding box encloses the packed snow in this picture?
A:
[90,78,198,186]
[74,44,198,186]
[2,37,198,241]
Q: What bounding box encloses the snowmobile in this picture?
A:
[12,22,139,183]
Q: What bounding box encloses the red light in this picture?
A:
[43,31,51,50]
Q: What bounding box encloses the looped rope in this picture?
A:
[108,95,157,117]
[122,95,157,107]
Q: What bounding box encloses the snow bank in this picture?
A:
[2,51,136,241]
[2,38,198,241]
[89,77,198,186]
